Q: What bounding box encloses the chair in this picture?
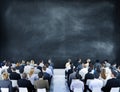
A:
[19,87,28,92]
[110,87,120,92]
[37,88,46,92]
[1,88,9,92]
[92,88,102,92]
[11,80,18,87]
[74,88,83,92]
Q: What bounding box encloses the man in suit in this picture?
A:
[102,70,120,92]
[34,72,49,92]
[9,67,21,80]
[17,73,35,92]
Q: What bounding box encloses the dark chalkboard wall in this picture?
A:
[0,0,119,68]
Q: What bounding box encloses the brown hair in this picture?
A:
[100,68,106,79]
[2,72,9,80]
[29,68,34,77]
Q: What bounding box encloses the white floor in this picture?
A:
[49,69,70,92]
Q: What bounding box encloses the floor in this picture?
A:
[49,69,70,92]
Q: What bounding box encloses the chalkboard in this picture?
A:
[0,0,117,67]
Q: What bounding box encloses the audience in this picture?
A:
[0,58,120,92]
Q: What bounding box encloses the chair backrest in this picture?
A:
[110,87,120,92]
[19,87,28,92]
[1,88,9,92]
[11,80,18,87]
[37,88,46,92]
[92,88,102,92]
[74,88,83,92]
[86,79,93,85]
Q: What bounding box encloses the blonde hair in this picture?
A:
[2,72,9,80]
[29,68,34,77]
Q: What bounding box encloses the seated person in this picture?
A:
[0,72,12,92]
[34,72,49,92]
[70,73,84,92]
[17,73,35,92]
[9,67,21,80]
[102,70,120,92]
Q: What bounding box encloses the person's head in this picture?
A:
[76,73,82,80]
[2,72,9,80]
[11,67,16,72]
[29,68,34,76]
[38,72,43,78]
[22,73,27,79]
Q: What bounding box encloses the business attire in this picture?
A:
[102,78,120,92]
[17,78,35,92]
[9,72,21,80]
[0,79,12,92]
[34,78,49,92]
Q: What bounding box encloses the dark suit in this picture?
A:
[9,72,21,80]
[17,79,35,92]
[0,79,12,92]
[102,78,120,92]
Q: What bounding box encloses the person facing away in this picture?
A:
[17,73,35,92]
[0,72,12,92]
[9,67,21,80]
[102,69,120,92]
[34,72,49,92]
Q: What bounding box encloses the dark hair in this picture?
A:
[76,73,82,80]
[38,72,43,78]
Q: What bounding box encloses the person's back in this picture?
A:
[0,72,12,92]
[9,68,21,80]
[34,72,49,92]
[102,70,120,92]
[17,73,35,92]
[70,73,84,92]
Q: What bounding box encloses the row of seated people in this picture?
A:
[0,60,54,92]
[65,59,120,92]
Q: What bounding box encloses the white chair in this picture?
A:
[19,87,28,92]
[11,80,18,87]
[1,88,9,92]
[92,88,102,92]
[110,87,120,92]
[74,88,83,92]
[37,88,46,92]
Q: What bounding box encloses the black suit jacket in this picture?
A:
[9,72,21,80]
[0,80,12,92]
[102,78,120,92]
[17,79,35,92]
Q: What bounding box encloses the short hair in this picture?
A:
[38,72,43,78]
[22,73,27,79]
